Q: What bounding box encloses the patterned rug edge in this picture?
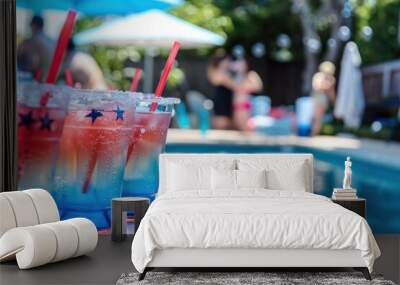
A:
[116,271,396,285]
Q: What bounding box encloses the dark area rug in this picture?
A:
[116,271,396,285]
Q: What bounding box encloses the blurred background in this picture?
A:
[16,0,400,140]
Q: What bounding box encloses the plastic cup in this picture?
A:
[122,95,180,201]
[296,96,315,136]
[54,88,136,229]
[17,83,70,192]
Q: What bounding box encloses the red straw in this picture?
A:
[82,150,97,193]
[46,10,77,84]
[150,41,181,111]
[40,10,77,107]
[64,69,74,87]
[83,69,142,192]
[130,68,142,92]
[34,69,43,82]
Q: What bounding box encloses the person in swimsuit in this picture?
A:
[208,49,235,129]
[208,50,263,130]
[230,57,263,131]
[311,61,336,135]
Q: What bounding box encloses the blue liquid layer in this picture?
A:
[54,148,128,229]
[123,179,157,201]
[122,152,160,201]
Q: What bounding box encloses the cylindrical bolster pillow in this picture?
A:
[0,191,39,227]
[0,196,17,237]
[42,222,79,262]
[0,226,57,269]
[0,189,59,238]
[0,218,97,269]
[23,189,60,224]
[64,218,98,257]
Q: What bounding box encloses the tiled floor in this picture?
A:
[1,235,398,285]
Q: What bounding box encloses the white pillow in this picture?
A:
[236,169,267,189]
[166,160,236,192]
[211,168,236,190]
[167,163,210,191]
[238,159,308,191]
[266,164,307,191]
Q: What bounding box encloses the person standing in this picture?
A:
[208,49,236,129]
[311,61,336,135]
[208,50,263,131]
[17,15,55,76]
[230,57,263,131]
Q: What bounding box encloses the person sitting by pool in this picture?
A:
[208,50,263,131]
[311,61,336,136]
[63,39,108,90]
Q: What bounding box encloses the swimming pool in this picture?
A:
[165,143,400,234]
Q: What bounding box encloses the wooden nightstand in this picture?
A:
[331,198,366,218]
[111,197,150,242]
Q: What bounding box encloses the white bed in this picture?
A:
[131,154,380,280]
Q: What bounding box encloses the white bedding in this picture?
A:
[131,190,380,273]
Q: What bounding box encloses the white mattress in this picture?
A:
[131,190,380,273]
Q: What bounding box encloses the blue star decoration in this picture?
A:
[40,113,54,131]
[19,111,35,129]
[113,106,124,121]
[85,109,103,124]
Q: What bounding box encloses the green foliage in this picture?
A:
[73,0,400,90]
[172,0,303,59]
[170,0,233,56]
[353,126,393,140]
[74,16,103,33]
[170,0,233,37]
[74,17,142,90]
[320,123,393,140]
[89,46,141,90]
[167,67,185,89]
[353,0,400,65]
[172,0,400,64]
[225,0,303,59]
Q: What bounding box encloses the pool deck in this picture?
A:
[166,129,400,169]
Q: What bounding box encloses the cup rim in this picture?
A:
[17,82,70,108]
[129,92,180,105]
[67,88,180,104]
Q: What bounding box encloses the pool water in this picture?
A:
[165,143,400,234]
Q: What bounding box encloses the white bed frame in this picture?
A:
[148,249,365,268]
[139,154,371,280]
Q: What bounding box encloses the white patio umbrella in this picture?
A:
[334,41,365,128]
[74,10,225,91]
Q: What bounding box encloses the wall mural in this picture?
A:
[17,82,178,229]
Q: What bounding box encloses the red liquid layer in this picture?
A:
[126,112,171,167]
[17,103,67,190]
[55,108,135,228]
[123,112,171,198]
